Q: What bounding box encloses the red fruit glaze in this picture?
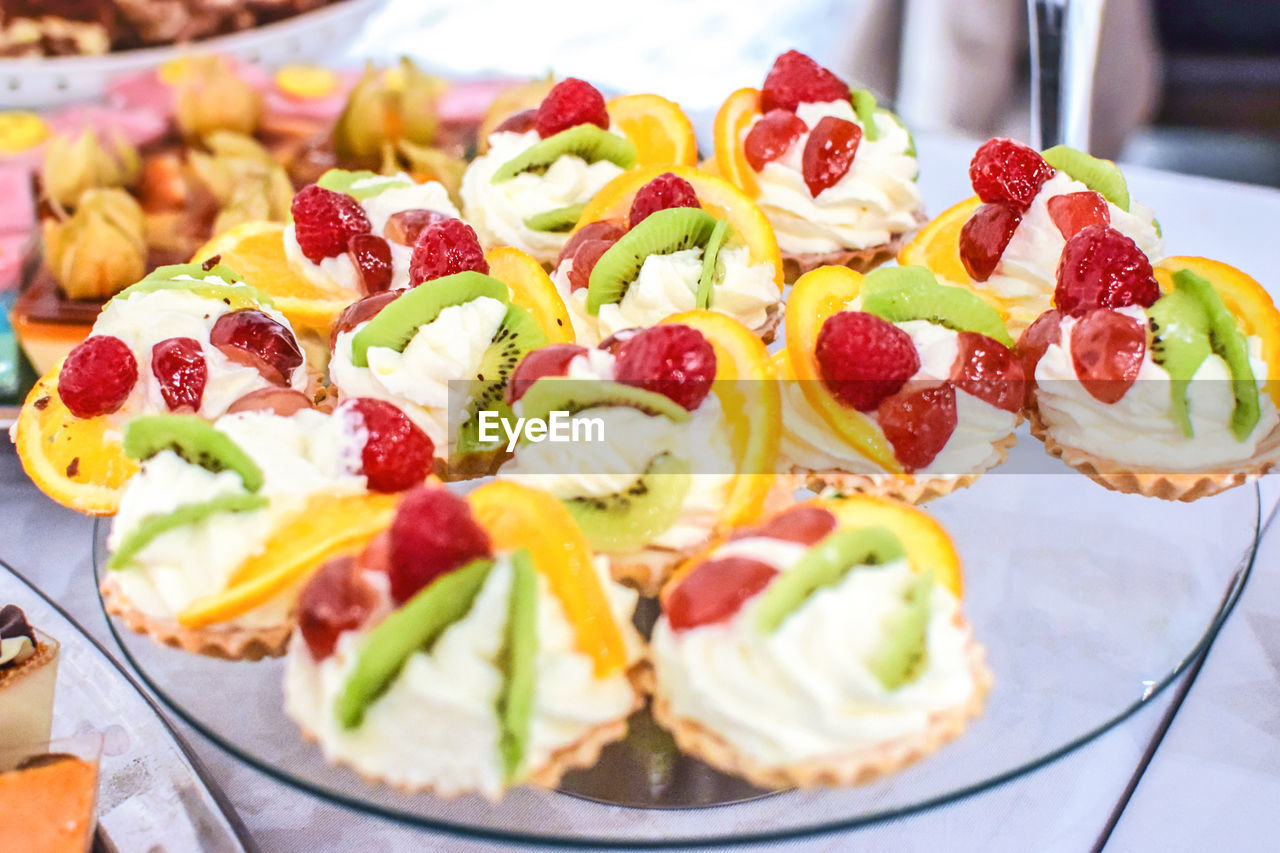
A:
[408,218,490,285]
[384,208,449,247]
[566,238,618,292]
[348,234,393,295]
[534,78,609,138]
[968,138,1055,209]
[1016,309,1064,405]
[58,335,137,418]
[614,324,717,411]
[814,311,919,411]
[557,219,626,269]
[506,344,589,404]
[877,382,958,471]
[802,116,861,197]
[665,556,778,631]
[297,555,378,661]
[341,398,434,494]
[628,172,702,228]
[151,337,207,412]
[387,486,492,604]
[226,387,313,416]
[744,109,808,171]
[731,505,837,546]
[1047,191,1110,240]
[760,49,849,114]
[494,108,537,135]
[949,331,1026,413]
[1055,224,1160,317]
[959,202,1022,282]
[1070,309,1146,404]
[330,291,399,352]
[291,184,372,264]
[209,309,304,386]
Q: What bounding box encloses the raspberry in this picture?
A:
[731,505,836,546]
[1055,225,1160,317]
[1070,309,1146,404]
[387,486,491,604]
[1047,191,1110,241]
[628,173,702,228]
[614,324,717,411]
[665,556,778,631]
[494,108,537,135]
[151,337,207,412]
[341,398,434,494]
[744,109,808,171]
[297,555,378,661]
[291,184,371,264]
[534,78,609,138]
[506,344,589,404]
[959,202,1022,281]
[557,219,626,269]
[968,138,1055,209]
[58,335,137,418]
[802,116,861,197]
[814,311,919,411]
[949,331,1026,413]
[408,218,489,285]
[877,382,958,471]
[760,49,850,113]
[348,234,393,295]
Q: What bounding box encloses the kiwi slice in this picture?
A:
[861,266,1015,347]
[496,549,538,782]
[113,264,269,309]
[517,378,690,428]
[867,569,935,690]
[107,493,269,570]
[1041,145,1130,211]
[587,207,718,315]
[336,557,494,730]
[850,88,880,141]
[524,203,587,233]
[349,271,510,367]
[453,305,549,458]
[755,526,906,633]
[564,452,691,552]
[123,415,264,492]
[1149,288,1213,438]
[1173,269,1261,440]
[316,168,413,201]
[696,219,732,309]
[490,124,637,184]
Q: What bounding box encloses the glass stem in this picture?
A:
[1028,0,1104,150]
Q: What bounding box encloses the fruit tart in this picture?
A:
[712,50,925,280]
[12,263,314,515]
[1020,252,1280,500]
[460,78,696,265]
[99,401,431,659]
[498,312,780,594]
[777,265,1022,503]
[283,482,645,798]
[0,605,59,755]
[651,494,990,788]
[326,220,573,478]
[901,138,1163,335]
[551,168,785,345]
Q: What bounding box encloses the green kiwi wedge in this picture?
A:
[1173,269,1261,440]
[349,271,510,368]
[524,203,587,233]
[1148,288,1213,437]
[123,415,263,492]
[564,452,691,552]
[490,125,637,184]
[587,207,718,315]
[336,557,494,729]
[497,549,538,782]
[755,526,906,633]
[452,305,548,458]
[517,378,690,427]
[1041,145,1130,211]
[850,88,880,141]
[860,266,1015,347]
[866,569,935,689]
[316,169,414,201]
[113,264,269,309]
[107,493,269,570]
[696,218,732,309]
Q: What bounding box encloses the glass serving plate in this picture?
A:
[91,439,1263,847]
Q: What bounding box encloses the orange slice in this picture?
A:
[1155,256,1280,407]
[785,266,901,472]
[575,164,783,287]
[192,221,353,334]
[820,494,963,597]
[898,196,1015,321]
[13,363,137,515]
[466,481,627,677]
[177,492,401,628]
[606,94,698,169]
[485,246,574,343]
[663,310,779,526]
[711,87,762,198]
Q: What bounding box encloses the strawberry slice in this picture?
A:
[1070,309,1146,404]
[959,202,1022,282]
[950,331,1026,413]
[877,382,958,471]
[1047,191,1110,240]
[802,116,861,197]
[744,109,807,171]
